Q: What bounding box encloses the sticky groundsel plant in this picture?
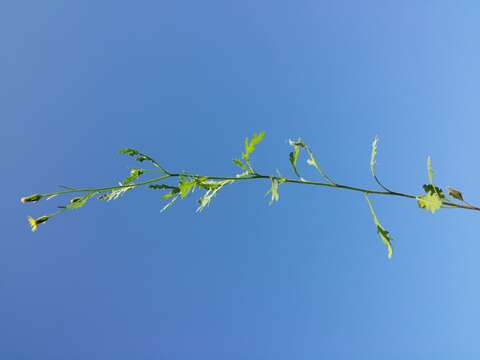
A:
[21,131,479,258]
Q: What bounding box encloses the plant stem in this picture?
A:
[40,171,480,212]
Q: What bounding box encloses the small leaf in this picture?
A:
[178,177,196,199]
[370,136,379,177]
[447,186,464,202]
[244,131,265,155]
[196,179,232,212]
[98,187,133,201]
[161,187,180,199]
[417,192,442,214]
[232,159,248,172]
[122,168,144,185]
[119,148,167,172]
[67,192,98,209]
[365,195,393,258]
[240,131,265,172]
[422,184,444,199]
[288,140,301,178]
[266,178,280,205]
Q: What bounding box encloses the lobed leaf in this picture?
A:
[122,168,145,185]
[365,195,393,258]
[119,148,167,172]
[178,176,196,199]
[417,192,442,214]
[240,131,265,172]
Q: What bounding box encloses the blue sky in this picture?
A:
[2,0,480,358]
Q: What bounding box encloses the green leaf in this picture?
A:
[240,131,265,172]
[196,179,232,212]
[447,186,464,202]
[244,131,265,155]
[422,184,444,199]
[119,148,167,172]
[98,186,133,201]
[365,195,393,259]
[161,187,180,199]
[121,168,144,185]
[287,139,334,184]
[178,176,196,199]
[195,178,223,191]
[232,159,248,172]
[288,140,301,178]
[67,192,98,209]
[417,192,443,214]
[370,136,379,177]
[266,178,280,205]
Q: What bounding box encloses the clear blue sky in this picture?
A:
[2,1,480,358]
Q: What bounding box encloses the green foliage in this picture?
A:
[178,176,196,199]
[417,192,443,214]
[66,192,99,209]
[98,187,133,201]
[232,159,248,172]
[266,178,281,205]
[161,188,180,199]
[288,139,334,184]
[119,148,167,173]
[197,179,232,212]
[22,130,480,259]
[122,168,145,185]
[365,195,393,259]
[422,184,444,198]
[288,140,301,178]
[238,131,265,173]
[417,157,444,214]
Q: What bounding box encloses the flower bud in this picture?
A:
[21,194,42,203]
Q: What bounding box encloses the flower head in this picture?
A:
[27,215,49,232]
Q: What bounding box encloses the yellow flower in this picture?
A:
[27,215,49,232]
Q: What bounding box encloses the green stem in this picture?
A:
[40,171,480,212]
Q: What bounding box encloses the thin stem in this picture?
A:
[43,174,172,197]
[37,170,480,212]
